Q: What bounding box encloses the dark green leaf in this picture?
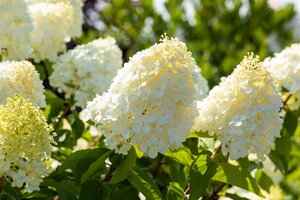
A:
[213,163,261,195]
[167,182,186,200]
[189,152,217,200]
[110,148,137,184]
[127,167,162,200]
[81,150,111,183]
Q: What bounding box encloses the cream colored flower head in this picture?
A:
[194,53,283,161]
[49,37,122,107]
[28,0,83,62]
[0,60,46,107]
[263,43,300,109]
[87,36,209,158]
[0,94,54,192]
[0,0,33,60]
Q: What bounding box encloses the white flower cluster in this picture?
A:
[49,37,122,107]
[263,43,300,109]
[194,53,283,161]
[28,0,83,62]
[87,37,208,158]
[0,61,46,107]
[0,95,54,192]
[0,0,33,60]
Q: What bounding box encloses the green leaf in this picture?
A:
[110,148,137,184]
[212,163,261,195]
[67,113,85,140]
[127,167,162,200]
[268,150,288,175]
[42,179,80,195]
[74,149,110,185]
[169,160,187,189]
[57,189,78,200]
[281,109,298,137]
[79,180,111,200]
[189,151,218,200]
[110,187,140,200]
[81,150,111,183]
[59,148,109,172]
[44,90,64,122]
[0,182,22,200]
[255,170,273,192]
[164,148,195,166]
[167,182,186,200]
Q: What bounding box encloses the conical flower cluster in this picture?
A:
[28,0,83,61]
[87,37,208,158]
[0,95,54,192]
[194,53,283,161]
[0,61,46,107]
[0,0,33,60]
[50,37,122,107]
[263,43,300,109]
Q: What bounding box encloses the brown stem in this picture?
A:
[210,144,222,160]
[0,176,6,194]
[104,166,114,182]
[184,184,190,195]
[280,94,293,112]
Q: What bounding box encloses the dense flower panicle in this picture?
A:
[194,53,283,161]
[263,43,300,109]
[87,36,209,158]
[28,0,83,62]
[0,0,33,60]
[0,95,54,192]
[49,37,122,107]
[26,0,83,37]
[0,61,46,107]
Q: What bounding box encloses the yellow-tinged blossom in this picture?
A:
[0,94,54,192]
[194,53,283,161]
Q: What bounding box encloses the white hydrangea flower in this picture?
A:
[0,0,33,60]
[87,36,208,158]
[0,95,54,193]
[49,37,122,107]
[26,0,83,38]
[0,60,46,107]
[263,43,300,109]
[28,0,83,62]
[194,53,283,161]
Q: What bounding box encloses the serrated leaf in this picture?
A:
[110,148,137,184]
[127,167,162,200]
[212,163,261,195]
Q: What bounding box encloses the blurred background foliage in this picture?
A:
[81,0,296,87]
